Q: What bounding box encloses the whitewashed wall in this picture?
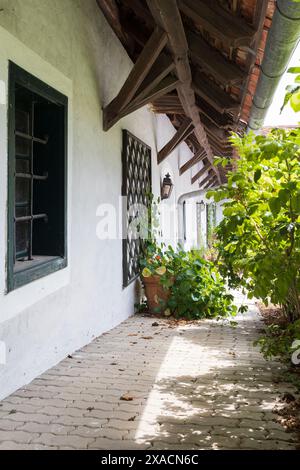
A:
[0,0,207,399]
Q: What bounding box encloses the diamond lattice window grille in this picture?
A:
[122,130,151,287]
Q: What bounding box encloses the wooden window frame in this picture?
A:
[7,62,68,292]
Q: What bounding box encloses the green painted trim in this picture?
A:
[7,62,68,293]
[7,63,16,293]
[13,257,67,291]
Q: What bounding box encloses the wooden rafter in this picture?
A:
[151,95,184,114]
[197,99,233,130]
[103,26,168,130]
[120,76,180,119]
[191,162,211,185]
[203,175,218,189]
[178,0,255,48]
[121,0,154,29]
[130,54,175,106]
[198,172,214,188]
[179,149,206,175]
[96,0,133,51]
[187,31,245,86]
[146,0,220,182]
[193,71,239,114]
[96,0,271,187]
[158,118,194,164]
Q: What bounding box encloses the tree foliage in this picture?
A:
[208,128,300,321]
[281,66,300,113]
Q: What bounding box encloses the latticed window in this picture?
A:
[7,63,68,291]
[122,130,151,287]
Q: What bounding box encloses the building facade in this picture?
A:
[0,0,204,399]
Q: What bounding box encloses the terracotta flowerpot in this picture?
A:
[142,275,171,314]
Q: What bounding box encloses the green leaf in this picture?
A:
[288,67,300,74]
[291,90,300,112]
[254,169,262,183]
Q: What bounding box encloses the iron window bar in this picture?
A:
[15,130,49,145]
[15,214,48,223]
[15,172,48,181]
[14,102,49,262]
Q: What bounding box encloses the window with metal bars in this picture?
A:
[122,130,151,288]
[7,63,68,291]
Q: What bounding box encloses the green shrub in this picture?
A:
[140,242,238,319]
[163,248,238,320]
[150,247,237,319]
[208,128,300,321]
[255,319,300,362]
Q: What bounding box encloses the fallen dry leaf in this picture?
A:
[128,416,136,421]
[120,393,134,401]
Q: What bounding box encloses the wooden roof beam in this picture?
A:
[187,30,246,86]
[146,0,220,183]
[178,0,255,48]
[103,26,168,130]
[191,162,211,185]
[158,118,194,164]
[179,149,206,175]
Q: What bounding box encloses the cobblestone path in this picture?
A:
[0,296,298,450]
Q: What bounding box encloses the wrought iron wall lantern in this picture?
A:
[161,173,173,200]
[199,200,205,210]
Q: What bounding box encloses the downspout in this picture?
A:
[248,0,300,131]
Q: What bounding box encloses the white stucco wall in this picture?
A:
[0,0,203,399]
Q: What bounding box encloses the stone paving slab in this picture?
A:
[0,296,298,450]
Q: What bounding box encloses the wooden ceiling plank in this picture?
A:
[158,118,194,164]
[103,26,168,130]
[146,0,220,182]
[179,149,206,175]
[178,0,255,48]
[187,30,245,86]
[191,161,211,184]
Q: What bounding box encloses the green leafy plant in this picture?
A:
[139,196,237,320]
[281,65,300,113]
[254,319,300,362]
[208,128,300,321]
[164,248,237,320]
